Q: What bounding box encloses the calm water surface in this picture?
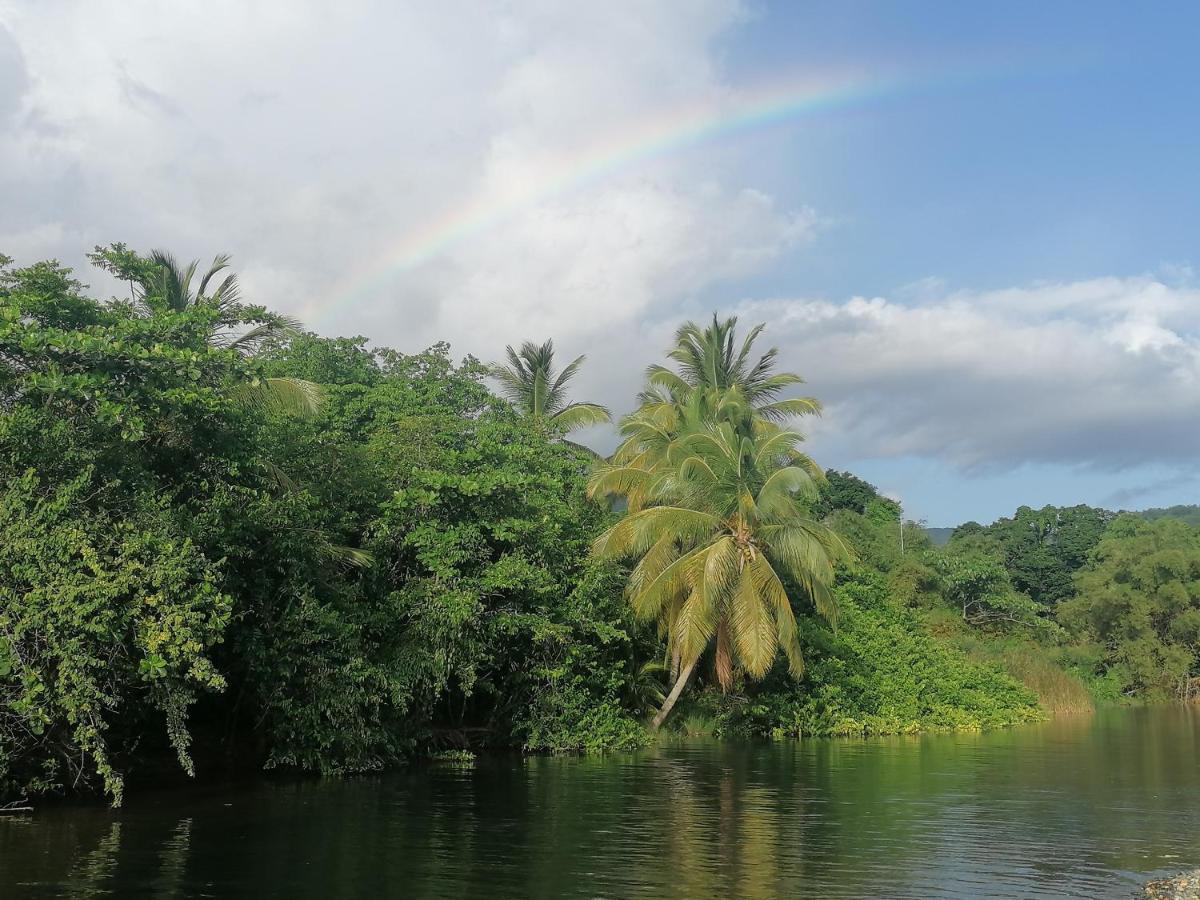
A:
[2,705,1198,898]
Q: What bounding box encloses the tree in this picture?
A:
[589,315,845,729]
[1059,515,1200,699]
[949,504,1115,608]
[645,315,819,417]
[620,315,821,454]
[89,245,323,417]
[0,254,253,801]
[1136,505,1200,527]
[813,470,900,520]
[930,552,1044,630]
[602,315,825,514]
[487,339,610,433]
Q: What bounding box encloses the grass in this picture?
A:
[949,631,1095,715]
[676,713,718,738]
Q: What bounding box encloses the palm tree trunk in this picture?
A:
[651,655,698,731]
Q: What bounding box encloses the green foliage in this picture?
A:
[363,405,650,752]
[945,633,1094,715]
[707,569,1041,738]
[591,315,844,727]
[7,244,1192,808]
[0,251,266,801]
[827,508,930,577]
[518,567,655,753]
[0,472,229,804]
[1059,515,1200,700]
[950,504,1114,608]
[814,470,900,521]
[0,244,656,805]
[487,339,611,432]
[1136,504,1200,527]
[930,552,1048,632]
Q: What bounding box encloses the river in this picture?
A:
[1,705,1197,898]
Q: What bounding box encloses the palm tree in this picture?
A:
[589,315,844,728]
[609,315,821,480]
[640,314,821,420]
[589,412,846,728]
[600,315,825,515]
[488,339,611,433]
[140,251,322,416]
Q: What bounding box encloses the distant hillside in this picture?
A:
[1134,504,1200,527]
[924,527,956,547]
[926,504,1200,545]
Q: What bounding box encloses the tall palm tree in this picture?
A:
[488,339,611,433]
[589,412,846,728]
[140,251,322,416]
[590,315,843,727]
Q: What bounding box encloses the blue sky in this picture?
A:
[725,1,1200,296]
[2,1,1198,525]
[709,1,1200,524]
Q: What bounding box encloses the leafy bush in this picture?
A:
[708,569,1041,739]
[0,471,230,803]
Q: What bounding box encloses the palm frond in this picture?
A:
[750,554,805,676]
[671,585,718,669]
[630,543,712,622]
[231,376,325,417]
[320,543,376,570]
[197,254,232,296]
[551,402,611,432]
[221,317,302,355]
[552,353,587,394]
[729,563,777,679]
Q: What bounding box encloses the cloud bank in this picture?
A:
[737,276,1200,471]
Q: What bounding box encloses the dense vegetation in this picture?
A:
[1,247,1197,805]
[1136,504,1200,528]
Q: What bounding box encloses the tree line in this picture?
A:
[1,246,1196,805]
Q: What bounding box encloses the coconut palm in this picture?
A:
[602,316,824,515]
[488,339,611,433]
[640,313,821,421]
[589,413,846,729]
[590,315,842,727]
[140,251,322,416]
[610,315,820,476]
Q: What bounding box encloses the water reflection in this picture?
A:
[1,706,1197,898]
[151,819,191,898]
[62,822,120,897]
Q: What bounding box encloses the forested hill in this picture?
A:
[1134,504,1200,527]
[930,503,1200,541]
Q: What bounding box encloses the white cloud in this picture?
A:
[733,276,1200,470]
[0,0,807,358]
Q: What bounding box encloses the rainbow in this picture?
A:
[312,69,900,324]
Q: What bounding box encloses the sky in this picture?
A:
[2,0,1199,526]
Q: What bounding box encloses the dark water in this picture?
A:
[2,706,1198,899]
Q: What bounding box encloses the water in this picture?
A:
[2,705,1198,898]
